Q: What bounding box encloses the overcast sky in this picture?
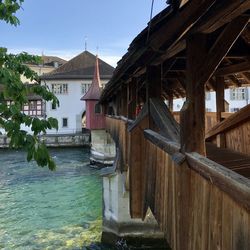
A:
[0,0,167,66]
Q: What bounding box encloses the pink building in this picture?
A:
[81,55,105,130]
[81,55,115,165]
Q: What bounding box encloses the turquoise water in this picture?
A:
[0,148,103,250]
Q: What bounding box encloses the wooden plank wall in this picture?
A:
[140,139,250,250]
[225,120,250,155]
[173,112,229,132]
[106,116,250,250]
[105,116,129,171]
[175,111,250,155]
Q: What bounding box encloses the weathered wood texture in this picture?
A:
[105,116,129,171]
[144,136,250,250]
[173,112,232,132]
[180,34,206,155]
[206,104,250,155]
[106,116,250,250]
[129,116,149,218]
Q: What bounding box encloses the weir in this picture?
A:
[98,1,250,249]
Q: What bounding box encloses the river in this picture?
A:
[0,147,106,250]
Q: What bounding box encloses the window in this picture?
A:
[81,83,91,94]
[206,108,212,112]
[51,83,68,94]
[95,103,101,114]
[29,101,36,111]
[23,100,42,117]
[62,118,68,127]
[230,88,247,100]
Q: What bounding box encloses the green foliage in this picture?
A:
[0,0,59,170]
[0,0,23,26]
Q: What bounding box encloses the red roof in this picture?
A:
[81,55,101,100]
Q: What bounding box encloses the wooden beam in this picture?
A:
[180,34,207,155]
[242,72,250,85]
[128,103,148,132]
[150,0,217,51]
[215,61,250,76]
[216,77,225,122]
[206,103,250,140]
[227,75,242,87]
[197,16,249,88]
[144,129,180,155]
[127,78,137,119]
[215,76,226,147]
[129,116,149,218]
[146,65,162,129]
[150,98,180,142]
[146,65,162,101]
[162,58,177,78]
[195,0,250,33]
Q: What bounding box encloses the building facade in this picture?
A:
[41,51,114,134]
[174,87,250,112]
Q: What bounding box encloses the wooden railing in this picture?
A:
[105,115,132,171]
[206,104,250,155]
[173,111,232,132]
[106,115,250,250]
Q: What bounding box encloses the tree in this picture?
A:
[0,0,59,170]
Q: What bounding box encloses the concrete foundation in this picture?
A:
[90,130,116,165]
[101,171,169,249]
[0,133,90,148]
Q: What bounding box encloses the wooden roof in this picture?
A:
[41,55,67,66]
[101,0,250,101]
[41,51,114,80]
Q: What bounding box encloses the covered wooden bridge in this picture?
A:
[100,1,250,249]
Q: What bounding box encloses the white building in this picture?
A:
[41,50,114,134]
[173,87,250,112]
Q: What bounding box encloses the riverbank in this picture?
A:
[0,133,90,148]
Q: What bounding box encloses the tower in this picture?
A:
[81,55,115,165]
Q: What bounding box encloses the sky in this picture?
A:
[0,0,167,67]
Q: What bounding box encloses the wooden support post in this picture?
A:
[121,84,127,117]
[168,94,173,112]
[216,76,226,147]
[146,65,162,129]
[146,65,162,101]
[180,34,207,155]
[216,77,225,122]
[128,78,137,120]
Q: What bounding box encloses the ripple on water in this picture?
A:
[0,148,103,249]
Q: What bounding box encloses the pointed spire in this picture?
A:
[81,55,101,100]
[92,54,101,88]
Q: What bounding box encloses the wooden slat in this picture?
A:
[206,103,250,140]
[216,76,226,147]
[208,186,222,250]
[222,193,233,250]
[129,117,149,218]
[187,152,250,211]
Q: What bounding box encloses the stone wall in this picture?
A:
[0,133,90,148]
